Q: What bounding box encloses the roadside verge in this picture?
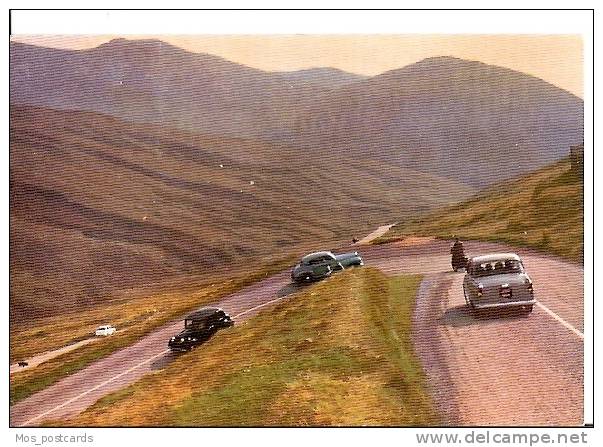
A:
[10,255,297,406]
[58,268,438,426]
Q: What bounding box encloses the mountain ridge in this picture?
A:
[10,41,583,168]
[11,40,581,99]
[10,40,340,140]
[291,55,583,187]
[10,104,472,324]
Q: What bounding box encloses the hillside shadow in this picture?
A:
[277,282,307,298]
[151,351,180,370]
[440,305,529,327]
[150,334,217,370]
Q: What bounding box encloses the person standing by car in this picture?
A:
[450,237,468,271]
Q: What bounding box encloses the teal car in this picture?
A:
[291,251,364,283]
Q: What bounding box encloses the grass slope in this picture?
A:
[58,268,437,427]
[375,159,583,262]
[10,255,297,405]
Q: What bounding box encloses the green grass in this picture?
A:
[374,159,583,262]
[59,268,437,427]
[10,255,298,406]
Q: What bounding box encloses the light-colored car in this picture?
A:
[95,324,117,336]
[463,253,536,314]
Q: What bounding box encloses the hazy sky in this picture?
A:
[11,34,583,98]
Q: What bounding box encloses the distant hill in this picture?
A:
[10,39,361,141]
[10,106,471,323]
[275,67,367,88]
[11,42,583,188]
[292,56,584,187]
[376,157,584,262]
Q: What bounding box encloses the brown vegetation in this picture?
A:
[10,105,470,326]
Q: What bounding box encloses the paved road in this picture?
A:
[10,271,296,426]
[10,338,99,374]
[368,239,584,426]
[10,237,584,426]
[356,223,397,245]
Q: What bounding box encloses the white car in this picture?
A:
[95,324,116,336]
[463,253,536,314]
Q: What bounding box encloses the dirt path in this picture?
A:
[10,238,584,426]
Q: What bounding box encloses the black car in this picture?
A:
[168,307,234,352]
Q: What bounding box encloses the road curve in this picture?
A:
[356,223,397,245]
[10,238,584,426]
[367,239,584,426]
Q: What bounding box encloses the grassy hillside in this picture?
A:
[10,105,471,326]
[375,158,584,262]
[57,268,438,427]
[10,255,298,405]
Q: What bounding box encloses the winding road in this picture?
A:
[10,237,584,427]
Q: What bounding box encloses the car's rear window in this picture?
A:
[471,259,523,277]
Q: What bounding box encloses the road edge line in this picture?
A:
[536,301,584,340]
[18,349,171,427]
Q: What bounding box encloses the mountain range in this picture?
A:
[9,38,583,323]
[10,39,363,141]
[292,56,584,187]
